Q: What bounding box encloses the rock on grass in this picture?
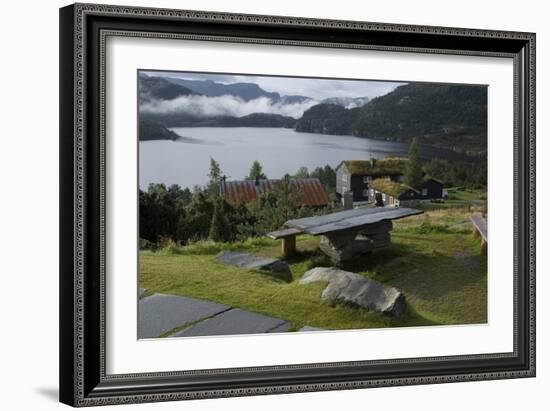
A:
[300,267,405,319]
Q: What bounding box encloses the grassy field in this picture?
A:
[139,207,487,332]
[416,189,486,211]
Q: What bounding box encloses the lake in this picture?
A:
[139,127,458,190]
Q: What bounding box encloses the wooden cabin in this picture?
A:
[335,158,408,203]
[367,176,444,207]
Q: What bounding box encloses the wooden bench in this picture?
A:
[470,214,488,254]
[266,227,303,258]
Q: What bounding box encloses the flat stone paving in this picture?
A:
[171,308,290,338]
[138,293,230,339]
[138,292,292,339]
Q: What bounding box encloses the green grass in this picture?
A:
[417,189,486,211]
[139,210,487,331]
[447,189,486,202]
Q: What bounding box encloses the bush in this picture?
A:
[182,240,227,255]
[139,238,155,250]
[413,219,450,234]
[178,237,277,256]
[156,238,184,255]
[305,254,334,270]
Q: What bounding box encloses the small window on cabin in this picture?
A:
[422,188,428,196]
[363,189,368,197]
[363,176,372,183]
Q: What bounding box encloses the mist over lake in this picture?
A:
[139,127,462,190]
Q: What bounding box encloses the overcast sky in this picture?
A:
[143,70,405,100]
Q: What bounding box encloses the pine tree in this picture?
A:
[247,160,266,180]
[404,138,423,190]
[207,157,223,197]
[293,166,309,178]
[209,198,232,242]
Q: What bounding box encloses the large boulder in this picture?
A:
[217,251,292,281]
[300,267,405,319]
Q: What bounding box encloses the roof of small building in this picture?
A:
[422,175,444,185]
[369,178,419,198]
[338,157,408,176]
[221,178,329,207]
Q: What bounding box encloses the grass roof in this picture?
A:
[344,157,408,176]
[369,178,418,198]
[423,174,444,184]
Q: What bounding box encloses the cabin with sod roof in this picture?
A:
[335,158,408,203]
[367,176,444,207]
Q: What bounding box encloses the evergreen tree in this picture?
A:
[404,138,423,190]
[207,157,223,196]
[293,166,309,178]
[273,174,302,228]
[208,157,222,181]
[209,198,232,242]
[247,160,266,180]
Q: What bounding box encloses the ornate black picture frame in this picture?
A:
[59,3,535,407]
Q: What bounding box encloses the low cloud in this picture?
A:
[140,94,319,119]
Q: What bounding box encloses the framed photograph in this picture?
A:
[59,3,536,407]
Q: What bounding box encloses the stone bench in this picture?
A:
[470,214,488,254]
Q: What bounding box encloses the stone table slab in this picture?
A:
[286,206,423,236]
[171,308,290,337]
[138,294,230,339]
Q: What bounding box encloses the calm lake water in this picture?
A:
[139,127,457,190]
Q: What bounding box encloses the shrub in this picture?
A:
[413,219,450,234]
[182,240,227,255]
[156,238,184,255]
[305,254,334,270]
[139,238,155,250]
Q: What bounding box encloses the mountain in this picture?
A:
[139,119,180,141]
[295,104,357,135]
[165,77,311,103]
[140,112,297,130]
[165,78,279,101]
[295,84,487,154]
[139,74,196,103]
[281,95,313,104]
[321,96,369,108]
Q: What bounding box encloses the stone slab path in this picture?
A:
[138,293,230,339]
[139,291,291,339]
[171,308,290,337]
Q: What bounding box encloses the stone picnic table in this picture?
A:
[268,206,423,262]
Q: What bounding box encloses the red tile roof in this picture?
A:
[221,178,329,207]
